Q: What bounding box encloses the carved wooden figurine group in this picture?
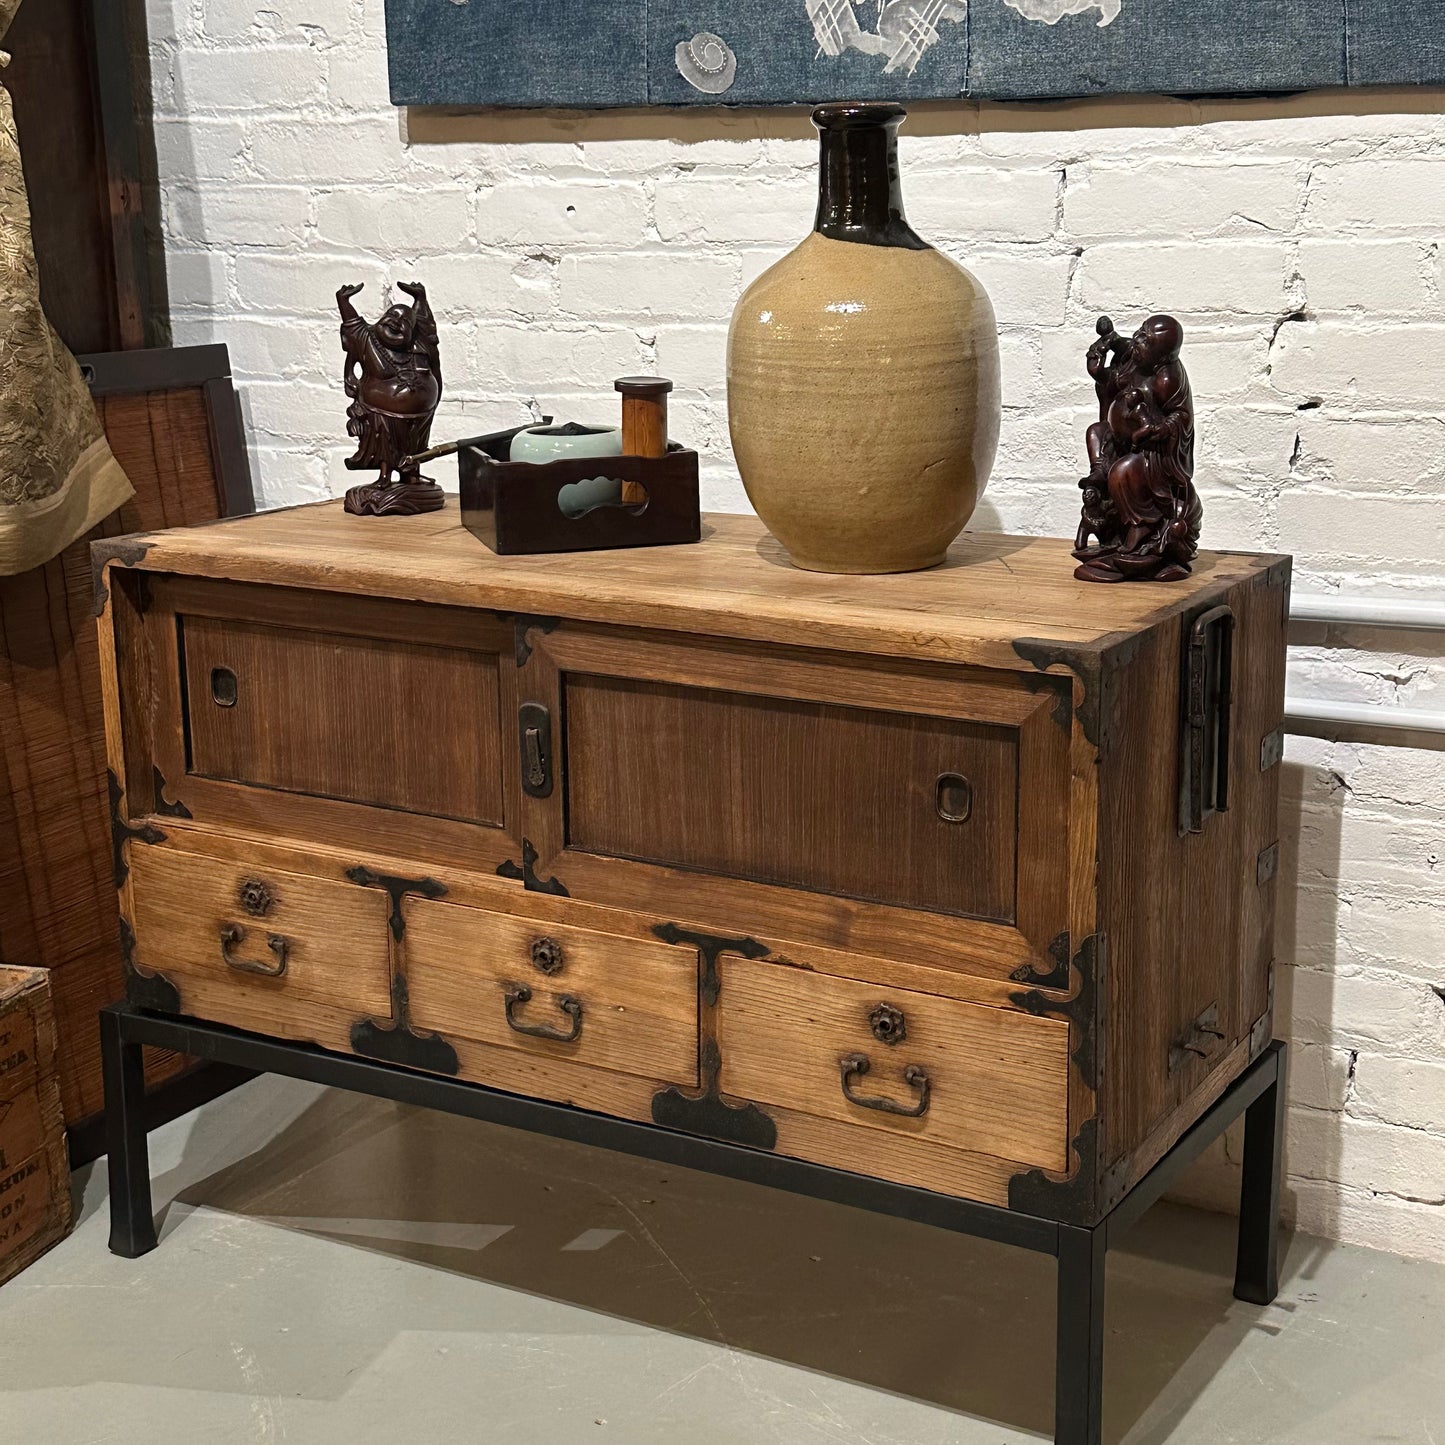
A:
[331,283,1203,583]
[1073,313,1202,584]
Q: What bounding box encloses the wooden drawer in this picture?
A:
[716,958,1071,1172]
[404,900,699,1087]
[128,847,393,1040]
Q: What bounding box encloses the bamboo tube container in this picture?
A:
[615,376,672,502]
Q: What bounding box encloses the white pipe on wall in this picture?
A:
[1282,594,1445,741]
[1285,697,1445,741]
[1291,594,1445,632]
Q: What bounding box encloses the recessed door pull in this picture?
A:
[935,772,972,823]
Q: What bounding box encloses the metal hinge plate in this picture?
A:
[1260,727,1284,772]
[1249,968,1276,1056]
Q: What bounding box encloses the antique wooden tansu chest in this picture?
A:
[95,506,1289,1227]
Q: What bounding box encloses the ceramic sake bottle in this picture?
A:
[727,102,1000,574]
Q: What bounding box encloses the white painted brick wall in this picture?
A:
[147,0,1445,1263]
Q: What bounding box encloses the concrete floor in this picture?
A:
[0,1077,1442,1445]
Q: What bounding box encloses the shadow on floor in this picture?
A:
[121,1079,1303,1444]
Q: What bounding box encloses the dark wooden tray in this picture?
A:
[458,424,701,555]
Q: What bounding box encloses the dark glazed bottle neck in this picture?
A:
[812,101,928,251]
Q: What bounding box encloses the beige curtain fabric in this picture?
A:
[0,0,132,575]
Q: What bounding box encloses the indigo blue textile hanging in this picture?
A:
[383,0,1445,109]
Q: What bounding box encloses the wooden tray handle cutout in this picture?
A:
[557,477,649,520]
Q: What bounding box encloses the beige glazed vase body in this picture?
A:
[727,102,1001,574]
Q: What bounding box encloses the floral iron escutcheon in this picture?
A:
[1072,313,1203,584]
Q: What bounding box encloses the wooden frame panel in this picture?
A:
[7,0,165,354]
[0,352,255,1128]
[181,614,506,825]
[1096,564,1291,1197]
[80,345,255,518]
[564,674,1021,921]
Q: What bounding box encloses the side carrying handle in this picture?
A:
[219,922,289,978]
[839,1052,930,1117]
[503,983,583,1043]
[1181,604,1235,835]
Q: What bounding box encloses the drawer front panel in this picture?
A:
[404,900,699,1087]
[182,614,504,825]
[717,958,1070,1171]
[128,847,393,1033]
[564,676,1018,923]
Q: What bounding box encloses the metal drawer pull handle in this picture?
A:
[503,984,583,1043]
[934,772,972,823]
[219,922,289,978]
[840,1053,930,1117]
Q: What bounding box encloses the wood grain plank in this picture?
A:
[767,1102,1016,1207]
[114,506,1285,674]
[1098,564,1290,1181]
[542,623,1055,726]
[525,847,1049,983]
[96,390,222,521]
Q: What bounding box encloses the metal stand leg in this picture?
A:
[101,1007,158,1258]
[1234,1041,1287,1305]
[1055,1223,1105,1445]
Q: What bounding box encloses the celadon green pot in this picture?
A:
[726,101,1001,574]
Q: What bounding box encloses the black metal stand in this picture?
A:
[99,1003,1286,1445]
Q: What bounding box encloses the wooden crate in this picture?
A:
[0,966,72,1285]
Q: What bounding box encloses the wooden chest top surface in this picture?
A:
[100,502,1287,671]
